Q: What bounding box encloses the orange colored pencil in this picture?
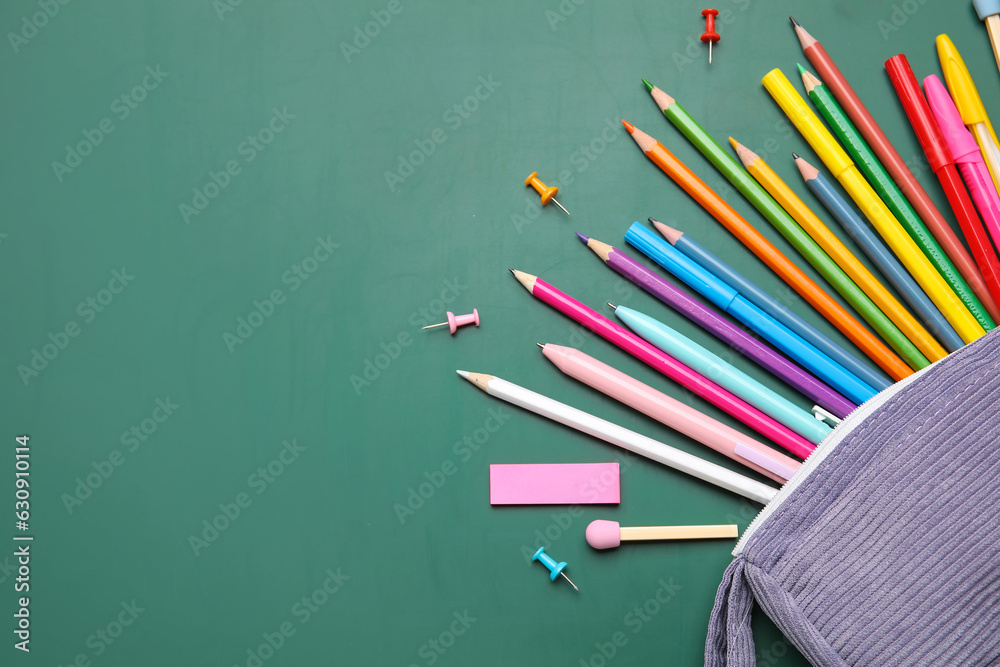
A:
[623,119,912,381]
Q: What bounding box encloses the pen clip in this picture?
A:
[812,406,842,427]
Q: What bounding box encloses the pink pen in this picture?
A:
[540,344,800,482]
[925,75,1000,246]
[510,269,814,461]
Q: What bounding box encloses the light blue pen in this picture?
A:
[626,222,878,404]
[795,155,965,352]
[612,304,831,446]
[649,217,892,390]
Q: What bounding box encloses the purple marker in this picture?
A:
[576,232,854,418]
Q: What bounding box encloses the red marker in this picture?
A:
[701,9,720,64]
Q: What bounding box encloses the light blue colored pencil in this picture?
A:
[613,304,831,446]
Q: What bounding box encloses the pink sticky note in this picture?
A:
[489,463,620,505]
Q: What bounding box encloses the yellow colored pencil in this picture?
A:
[731,139,947,362]
[762,68,985,344]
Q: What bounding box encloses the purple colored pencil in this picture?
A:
[577,233,854,418]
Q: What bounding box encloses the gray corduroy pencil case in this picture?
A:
[705,327,1000,666]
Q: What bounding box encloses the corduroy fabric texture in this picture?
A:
[706,327,1000,666]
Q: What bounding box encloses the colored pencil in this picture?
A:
[644,80,931,369]
[649,219,890,391]
[795,156,966,353]
[791,18,1000,322]
[509,268,821,454]
[923,75,1000,312]
[801,67,994,332]
[762,68,986,344]
[457,371,780,503]
[885,54,1000,323]
[577,234,855,417]
[626,223,877,404]
[540,344,805,477]
[733,139,942,364]
[622,118,914,381]
[973,0,1000,82]
[607,306,828,449]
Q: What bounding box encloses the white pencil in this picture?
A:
[457,371,779,504]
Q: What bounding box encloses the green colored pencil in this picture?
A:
[641,78,924,364]
[800,65,994,331]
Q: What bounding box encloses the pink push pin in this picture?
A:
[422,309,480,334]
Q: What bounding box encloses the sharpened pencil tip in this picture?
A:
[789,16,800,27]
[792,152,801,160]
[508,268,515,275]
[622,119,635,133]
[456,370,470,378]
[641,78,654,92]
[796,62,807,76]
[576,232,590,244]
[607,302,617,310]
[536,343,545,349]
[728,136,739,151]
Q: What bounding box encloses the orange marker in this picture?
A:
[525,172,569,215]
[622,119,912,381]
[701,9,720,64]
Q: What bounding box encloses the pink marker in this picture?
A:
[422,309,480,334]
[925,75,1000,247]
[540,344,801,483]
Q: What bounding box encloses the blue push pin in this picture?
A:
[532,547,579,591]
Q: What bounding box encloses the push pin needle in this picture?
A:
[525,172,570,215]
[421,309,480,334]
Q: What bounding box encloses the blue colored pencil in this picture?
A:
[626,223,878,404]
[794,155,964,353]
[649,218,891,391]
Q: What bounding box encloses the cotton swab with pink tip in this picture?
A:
[585,520,738,550]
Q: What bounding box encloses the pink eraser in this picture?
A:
[489,463,620,505]
[586,520,621,549]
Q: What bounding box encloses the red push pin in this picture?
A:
[422,309,480,334]
[701,9,720,65]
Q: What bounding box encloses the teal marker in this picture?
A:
[613,304,830,446]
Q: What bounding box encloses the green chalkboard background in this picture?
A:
[2,0,994,665]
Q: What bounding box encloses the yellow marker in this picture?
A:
[762,68,985,344]
[731,138,947,362]
[524,172,569,215]
[937,34,1000,195]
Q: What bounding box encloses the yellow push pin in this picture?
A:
[525,172,570,215]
